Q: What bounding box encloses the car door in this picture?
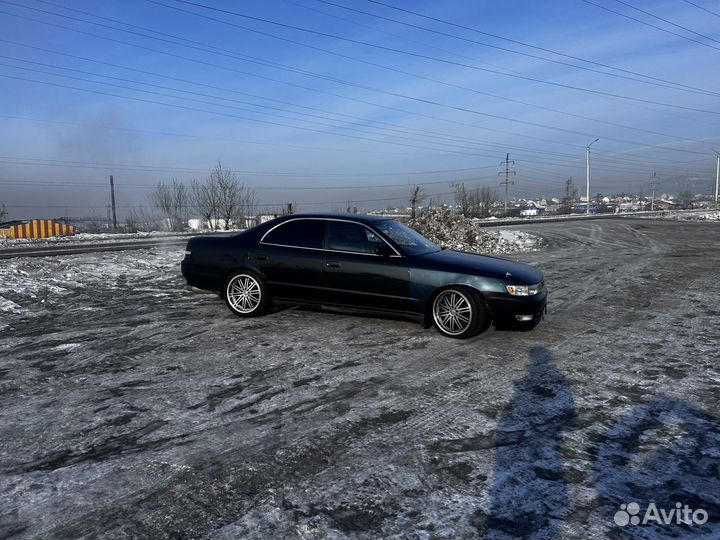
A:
[322,220,411,312]
[253,218,325,302]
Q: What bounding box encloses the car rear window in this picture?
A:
[262,219,324,249]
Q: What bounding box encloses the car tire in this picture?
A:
[223,270,269,317]
[431,287,488,339]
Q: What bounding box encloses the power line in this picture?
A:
[3,4,715,154]
[0,156,502,177]
[581,0,720,51]
[0,175,488,190]
[1,0,716,175]
[4,53,706,153]
[680,0,720,19]
[0,41,586,154]
[1,60,525,157]
[5,112,711,173]
[3,149,713,179]
[313,0,720,98]
[611,0,720,46]
[0,114,416,157]
[365,0,720,90]
[0,73,509,158]
[162,0,720,116]
[0,24,591,152]
[5,187,466,209]
[0,55,516,154]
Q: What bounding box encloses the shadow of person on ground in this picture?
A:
[481,346,577,539]
[594,396,720,539]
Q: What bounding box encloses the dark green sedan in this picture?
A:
[181,213,547,338]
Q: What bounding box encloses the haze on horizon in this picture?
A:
[1,0,719,221]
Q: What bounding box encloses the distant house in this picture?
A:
[188,218,205,231]
[188,216,260,231]
[257,214,277,224]
[655,199,679,211]
[520,201,546,217]
[573,203,600,214]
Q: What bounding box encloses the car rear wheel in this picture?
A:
[223,270,268,317]
[431,287,487,338]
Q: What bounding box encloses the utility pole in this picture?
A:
[586,138,599,215]
[498,153,515,216]
[714,150,719,211]
[109,175,117,231]
[649,172,658,212]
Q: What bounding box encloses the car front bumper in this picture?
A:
[485,287,548,323]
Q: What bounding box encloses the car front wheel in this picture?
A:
[431,287,487,338]
[223,271,268,317]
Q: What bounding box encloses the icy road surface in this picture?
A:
[1,219,719,539]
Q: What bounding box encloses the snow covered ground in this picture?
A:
[0,230,198,250]
[636,209,720,221]
[0,248,180,325]
[1,219,719,539]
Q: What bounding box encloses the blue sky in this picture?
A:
[1,0,719,219]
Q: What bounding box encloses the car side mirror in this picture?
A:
[374,245,393,257]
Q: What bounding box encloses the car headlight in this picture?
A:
[506,282,543,296]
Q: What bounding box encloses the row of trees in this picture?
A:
[559,177,698,213]
[452,183,495,218]
[408,183,496,219]
[152,162,256,232]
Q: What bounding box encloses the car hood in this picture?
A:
[415,249,543,284]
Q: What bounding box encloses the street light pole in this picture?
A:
[715,150,719,211]
[586,138,599,215]
[649,172,658,212]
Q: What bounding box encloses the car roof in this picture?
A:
[275,213,391,225]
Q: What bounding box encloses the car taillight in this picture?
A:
[184,250,192,260]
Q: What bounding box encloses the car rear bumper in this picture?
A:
[181,261,221,293]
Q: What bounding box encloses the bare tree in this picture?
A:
[453,182,470,217]
[467,186,495,218]
[153,179,188,231]
[139,205,162,231]
[409,185,426,219]
[562,177,578,214]
[125,212,139,233]
[233,185,256,229]
[676,190,694,209]
[208,161,255,230]
[453,183,495,218]
[191,176,220,231]
[0,203,7,222]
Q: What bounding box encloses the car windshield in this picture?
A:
[375,220,440,256]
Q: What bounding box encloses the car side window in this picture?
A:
[326,221,381,254]
[262,219,324,249]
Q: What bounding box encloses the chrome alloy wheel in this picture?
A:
[226,274,262,314]
[432,289,473,336]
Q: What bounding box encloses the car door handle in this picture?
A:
[325,261,341,268]
[255,255,268,261]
